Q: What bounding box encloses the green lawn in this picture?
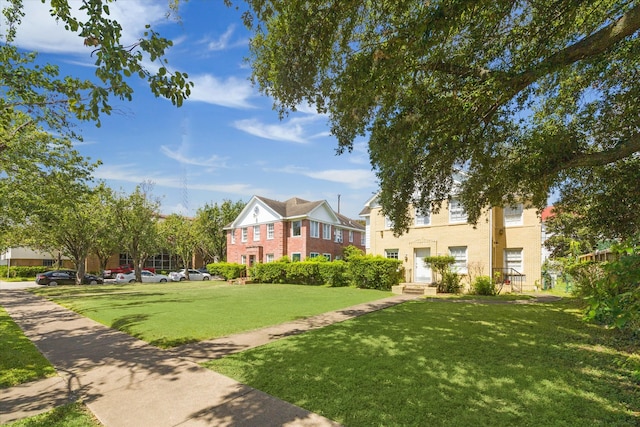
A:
[30,282,393,348]
[4,402,100,427]
[204,298,640,427]
[0,306,56,388]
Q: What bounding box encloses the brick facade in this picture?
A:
[225,196,365,265]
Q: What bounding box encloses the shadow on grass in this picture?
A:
[205,299,640,427]
[1,289,338,427]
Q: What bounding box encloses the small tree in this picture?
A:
[112,186,160,282]
[194,199,245,263]
[91,184,122,273]
[159,214,197,279]
[424,255,462,293]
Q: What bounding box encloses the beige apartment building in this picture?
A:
[361,195,545,293]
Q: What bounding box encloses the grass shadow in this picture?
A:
[205,299,640,426]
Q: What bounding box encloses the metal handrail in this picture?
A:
[492,267,526,293]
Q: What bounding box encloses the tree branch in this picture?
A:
[553,133,640,173]
[490,4,640,115]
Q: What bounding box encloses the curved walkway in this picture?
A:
[0,289,417,426]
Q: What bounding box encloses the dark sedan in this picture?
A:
[35,270,104,286]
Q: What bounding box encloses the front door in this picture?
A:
[414,248,432,283]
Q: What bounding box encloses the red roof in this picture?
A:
[541,206,555,221]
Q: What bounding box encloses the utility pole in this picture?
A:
[337,194,341,214]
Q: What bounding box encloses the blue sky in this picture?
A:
[10,0,377,219]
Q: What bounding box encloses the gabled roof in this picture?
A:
[225,195,364,231]
[257,196,325,218]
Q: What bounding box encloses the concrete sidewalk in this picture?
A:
[0,290,416,426]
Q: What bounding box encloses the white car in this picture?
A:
[115,270,169,284]
[169,269,211,282]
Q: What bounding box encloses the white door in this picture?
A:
[414,248,432,283]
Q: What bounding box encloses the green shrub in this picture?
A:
[207,262,246,280]
[286,262,322,285]
[318,261,349,287]
[472,275,496,295]
[342,245,364,262]
[0,266,50,278]
[348,256,402,291]
[251,262,288,283]
[571,255,640,332]
[439,271,463,294]
[252,261,349,286]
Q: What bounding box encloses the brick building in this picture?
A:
[225,196,365,265]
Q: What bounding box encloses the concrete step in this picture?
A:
[392,284,437,296]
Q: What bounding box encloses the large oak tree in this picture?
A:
[242,0,640,233]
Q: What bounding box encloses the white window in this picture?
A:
[292,220,302,237]
[230,229,236,244]
[323,253,332,261]
[349,230,354,242]
[266,254,274,263]
[310,252,320,259]
[334,228,343,243]
[385,216,393,229]
[240,255,247,265]
[415,207,431,226]
[267,223,274,240]
[241,228,248,242]
[253,225,260,241]
[361,232,366,246]
[449,199,468,223]
[292,253,301,262]
[505,248,523,272]
[449,246,468,273]
[310,221,319,238]
[323,223,331,240]
[504,204,524,226]
[385,249,399,259]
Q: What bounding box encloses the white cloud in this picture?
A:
[6,0,168,55]
[160,145,228,170]
[94,164,267,196]
[207,25,235,51]
[347,141,370,165]
[187,74,255,108]
[273,166,376,190]
[233,115,324,143]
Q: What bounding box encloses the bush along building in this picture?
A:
[225,196,365,266]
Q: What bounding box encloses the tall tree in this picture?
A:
[194,200,245,263]
[158,214,197,278]
[243,1,640,233]
[91,184,123,273]
[24,179,102,284]
[112,186,160,282]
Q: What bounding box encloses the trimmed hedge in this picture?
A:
[348,256,402,291]
[0,266,50,278]
[318,260,349,287]
[251,262,289,283]
[206,262,246,280]
[251,261,350,287]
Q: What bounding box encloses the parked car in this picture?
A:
[103,265,155,279]
[169,268,211,282]
[35,270,104,286]
[114,270,169,284]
